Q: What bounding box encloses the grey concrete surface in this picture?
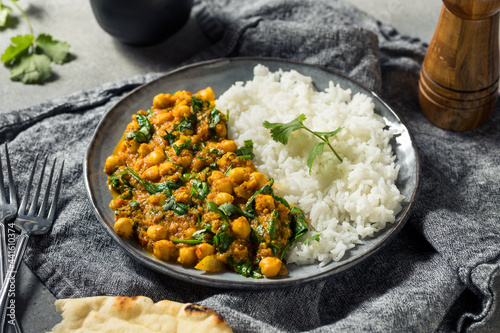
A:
[0,0,498,332]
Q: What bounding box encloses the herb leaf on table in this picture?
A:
[0,1,72,84]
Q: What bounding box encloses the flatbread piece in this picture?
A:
[49,296,233,333]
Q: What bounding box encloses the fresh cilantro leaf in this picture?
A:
[162,198,189,215]
[303,231,322,245]
[173,139,191,155]
[208,109,221,131]
[133,114,154,142]
[35,33,71,64]
[1,34,33,64]
[0,4,12,27]
[10,53,51,84]
[263,114,306,145]
[307,141,327,174]
[235,140,255,160]
[129,201,140,208]
[162,130,177,145]
[191,96,205,114]
[263,113,343,174]
[190,178,208,199]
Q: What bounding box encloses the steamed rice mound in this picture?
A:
[216,65,404,266]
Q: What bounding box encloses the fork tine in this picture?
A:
[47,160,64,221]
[28,155,48,217]
[39,158,57,218]
[4,144,17,206]
[0,145,5,205]
[20,154,39,215]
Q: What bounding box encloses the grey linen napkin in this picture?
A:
[1,0,499,332]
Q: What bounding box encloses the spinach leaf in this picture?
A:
[227,257,263,279]
[219,202,255,220]
[244,178,274,212]
[268,209,278,240]
[214,232,233,253]
[125,167,183,195]
[171,239,210,245]
[207,201,228,223]
[279,206,309,260]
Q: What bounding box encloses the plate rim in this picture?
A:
[83,56,420,289]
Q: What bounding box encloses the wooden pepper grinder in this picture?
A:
[418,0,500,131]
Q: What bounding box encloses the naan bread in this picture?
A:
[49,296,233,333]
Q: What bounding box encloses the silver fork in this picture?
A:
[0,144,22,333]
[0,154,64,332]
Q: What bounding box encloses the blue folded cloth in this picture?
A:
[1,0,498,332]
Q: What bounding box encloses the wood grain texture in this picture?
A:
[418,1,500,131]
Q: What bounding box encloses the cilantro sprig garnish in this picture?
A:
[0,0,72,84]
[263,114,343,174]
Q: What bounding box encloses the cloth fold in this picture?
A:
[1,0,499,332]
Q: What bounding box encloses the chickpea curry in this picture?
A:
[104,88,308,278]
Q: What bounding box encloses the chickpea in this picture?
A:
[137,143,151,158]
[147,225,168,241]
[259,257,283,278]
[228,167,248,184]
[196,87,215,102]
[255,194,275,213]
[178,247,197,266]
[195,243,215,260]
[153,111,174,125]
[217,152,235,170]
[153,240,177,261]
[232,216,251,239]
[146,149,166,166]
[176,154,193,168]
[142,165,160,181]
[217,140,237,153]
[124,139,139,154]
[159,162,177,176]
[173,105,191,118]
[215,123,227,138]
[214,192,234,206]
[153,93,172,109]
[114,218,134,238]
[250,172,267,188]
[208,171,224,185]
[104,155,125,174]
[174,187,191,204]
[213,178,233,194]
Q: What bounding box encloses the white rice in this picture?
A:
[216,65,404,266]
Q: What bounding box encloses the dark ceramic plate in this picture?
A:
[84,58,419,289]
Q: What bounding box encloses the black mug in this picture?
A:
[90,0,193,46]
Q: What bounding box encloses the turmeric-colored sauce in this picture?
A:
[104,88,308,278]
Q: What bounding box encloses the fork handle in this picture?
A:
[0,233,28,331]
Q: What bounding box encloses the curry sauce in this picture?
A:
[104,88,308,278]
